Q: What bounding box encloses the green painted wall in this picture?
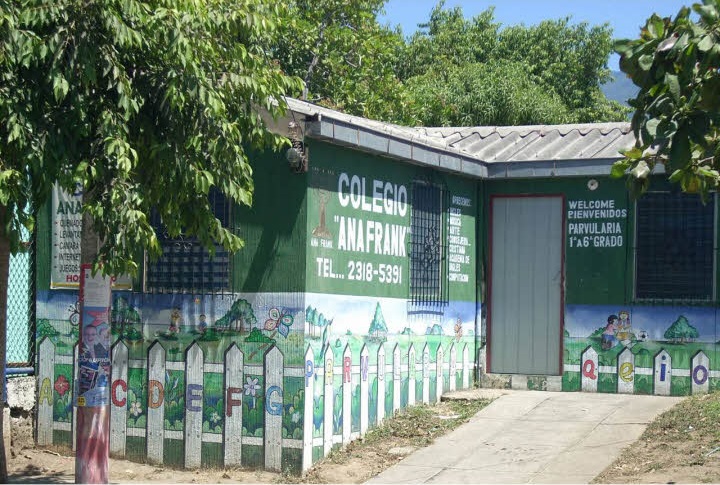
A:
[35,149,307,295]
[231,149,307,293]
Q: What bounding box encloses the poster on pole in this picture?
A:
[50,183,132,290]
[75,264,112,408]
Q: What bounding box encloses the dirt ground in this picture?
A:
[6,397,490,484]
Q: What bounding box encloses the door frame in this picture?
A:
[486,194,566,375]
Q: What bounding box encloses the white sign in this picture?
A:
[50,183,132,290]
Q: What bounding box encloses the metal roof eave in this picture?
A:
[305,117,489,179]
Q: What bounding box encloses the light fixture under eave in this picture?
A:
[287,120,308,173]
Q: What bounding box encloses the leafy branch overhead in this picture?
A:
[613,0,720,196]
[2,0,303,275]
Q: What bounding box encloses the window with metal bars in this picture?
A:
[635,192,715,301]
[409,182,447,304]
[145,191,231,294]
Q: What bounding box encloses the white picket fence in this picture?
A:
[570,346,715,395]
[37,337,473,473]
[303,341,471,470]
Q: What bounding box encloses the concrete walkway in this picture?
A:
[367,389,683,484]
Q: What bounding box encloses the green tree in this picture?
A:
[613,1,720,196]
[274,0,412,123]
[406,60,573,127]
[399,2,628,126]
[2,0,301,481]
[368,302,388,337]
[496,18,626,122]
[216,299,258,332]
[663,315,700,343]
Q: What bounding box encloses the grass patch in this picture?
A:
[593,391,720,484]
[360,399,491,448]
[643,392,720,445]
[283,396,492,483]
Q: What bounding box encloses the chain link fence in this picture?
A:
[6,228,36,372]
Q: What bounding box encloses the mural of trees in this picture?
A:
[111,297,141,338]
[215,299,256,332]
[305,306,332,338]
[368,302,388,339]
[664,316,699,343]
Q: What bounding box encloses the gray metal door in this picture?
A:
[489,196,563,375]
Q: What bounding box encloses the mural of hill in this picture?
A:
[601,71,638,109]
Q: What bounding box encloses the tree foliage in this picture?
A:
[396,2,629,126]
[663,315,700,342]
[274,0,412,123]
[4,0,302,276]
[614,0,720,196]
[273,0,628,127]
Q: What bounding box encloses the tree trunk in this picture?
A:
[74,210,110,484]
[0,206,10,482]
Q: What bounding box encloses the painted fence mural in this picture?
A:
[561,304,720,395]
[36,304,473,473]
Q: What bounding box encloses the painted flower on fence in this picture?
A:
[54,375,70,396]
[210,412,221,425]
[244,376,261,408]
[53,375,71,421]
[130,400,143,417]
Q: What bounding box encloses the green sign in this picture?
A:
[306,143,476,301]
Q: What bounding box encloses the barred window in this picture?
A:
[145,191,231,293]
[409,182,447,304]
[635,192,715,301]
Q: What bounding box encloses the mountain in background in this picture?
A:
[601,70,638,108]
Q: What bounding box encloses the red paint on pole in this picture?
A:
[75,264,112,484]
[75,408,110,483]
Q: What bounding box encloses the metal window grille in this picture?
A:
[635,192,715,301]
[145,191,231,294]
[409,182,448,305]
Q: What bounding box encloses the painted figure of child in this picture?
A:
[601,315,618,350]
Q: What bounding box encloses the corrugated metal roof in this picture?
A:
[415,123,635,162]
[282,98,638,178]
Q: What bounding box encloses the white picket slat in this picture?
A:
[224,344,244,468]
[37,338,55,446]
[407,345,416,407]
[392,344,401,414]
[146,341,166,465]
[184,343,204,469]
[692,351,710,395]
[323,345,334,457]
[110,341,129,457]
[302,347,314,471]
[264,346,284,471]
[462,344,470,389]
[359,345,369,437]
[449,343,457,392]
[342,345,352,446]
[422,344,430,404]
[580,346,598,393]
[617,347,634,395]
[376,345,385,425]
[654,350,672,396]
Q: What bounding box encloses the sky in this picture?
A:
[380,0,691,70]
